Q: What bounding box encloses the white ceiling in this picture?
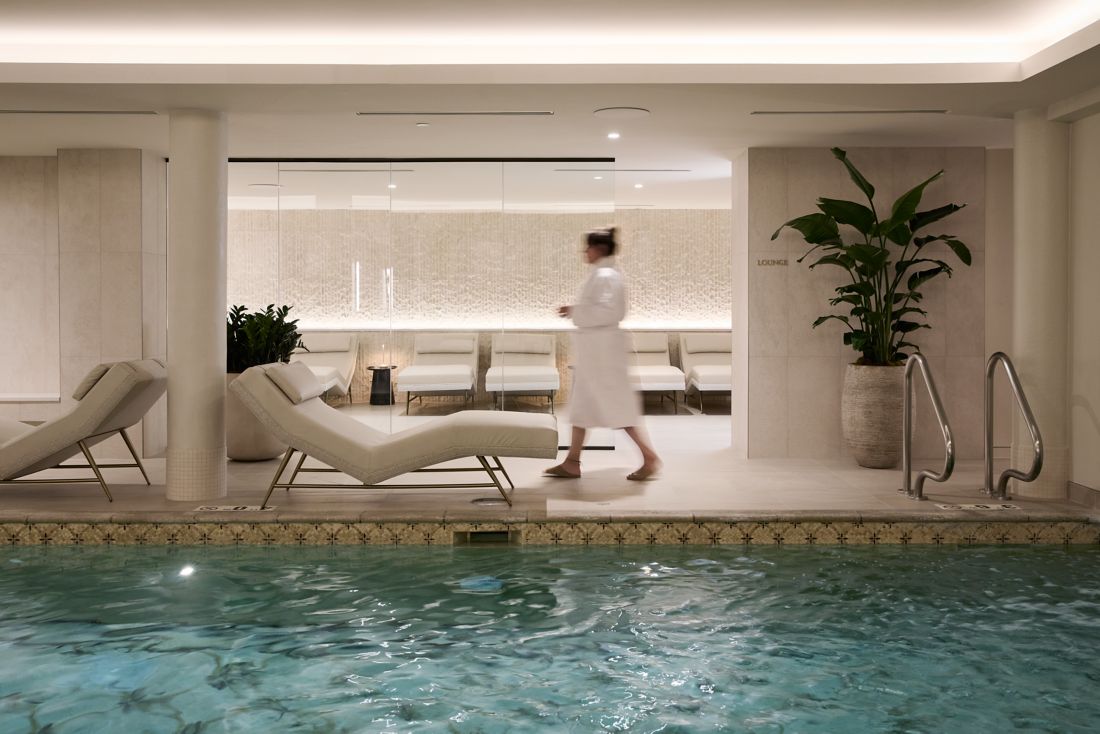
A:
[1,0,1098,207]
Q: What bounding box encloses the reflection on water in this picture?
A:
[1,546,1098,732]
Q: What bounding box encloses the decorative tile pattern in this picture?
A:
[3,520,1098,546]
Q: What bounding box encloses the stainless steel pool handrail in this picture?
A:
[984,352,1043,500]
[902,353,955,501]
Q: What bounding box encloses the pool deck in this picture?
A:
[2,415,1096,545]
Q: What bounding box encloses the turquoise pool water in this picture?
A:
[1,546,1098,733]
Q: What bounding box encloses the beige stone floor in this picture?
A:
[1,406,1092,524]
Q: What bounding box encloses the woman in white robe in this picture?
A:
[545,227,661,480]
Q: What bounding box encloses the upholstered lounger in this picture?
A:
[484,333,560,413]
[395,332,479,414]
[291,332,359,402]
[0,359,167,500]
[679,332,733,412]
[230,362,558,508]
[628,332,686,413]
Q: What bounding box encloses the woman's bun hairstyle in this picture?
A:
[586,226,618,256]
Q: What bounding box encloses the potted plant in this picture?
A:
[226,304,304,461]
[772,148,971,468]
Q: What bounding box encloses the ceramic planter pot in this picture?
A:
[226,373,288,461]
[841,363,905,469]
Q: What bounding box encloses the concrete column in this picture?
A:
[1011,109,1069,498]
[166,110,227,501]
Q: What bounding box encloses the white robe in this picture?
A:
[568,258,641,429]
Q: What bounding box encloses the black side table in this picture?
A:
[367,365,397,405]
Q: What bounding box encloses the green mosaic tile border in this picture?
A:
[1,520,1098,546]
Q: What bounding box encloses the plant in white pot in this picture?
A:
[772,148,971,468]
[226,304,304,461]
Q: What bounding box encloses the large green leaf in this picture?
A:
[808,253,855,271]
[894,320,929,333]
[889,170,943,224]
[812,314,851,329]
[816,197,876,234]
[907,266,949,291]
[831,148,875,203]
[837,282,875,297]
[910,203,965,233]
[771,213,840,244]
[944,238,972,266]
[894,257,952,276]
[829,294,863,307]
[847,243,888,267]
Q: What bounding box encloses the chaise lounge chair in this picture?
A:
[229,361,559,508]
[395,332,478,414]
[628,332,686,413]
[291,332,359,403]
[0,359,167,500]
[679,332,733,412]
[485,333,560,413]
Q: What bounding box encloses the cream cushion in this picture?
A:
[629,365,687,391]
[268,361,327,404]
[688,364,732,391]
[492,334,553,354]
[485,365,560,391]
[297,332,353,353]
[397,364,475,391]
[229,363,559,486]
[416,335,476,354]
[683,333,732,354]
[71,363,112,400]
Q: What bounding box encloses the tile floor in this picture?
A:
[0,410,1093,525]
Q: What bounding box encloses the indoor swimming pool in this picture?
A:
[1,545,1097,732]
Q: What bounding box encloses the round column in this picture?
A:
[1011,109,1069,499]
[166,110,228,501]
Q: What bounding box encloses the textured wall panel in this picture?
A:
[227,209,733,329]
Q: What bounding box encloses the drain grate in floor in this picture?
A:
[935,503,1020,511]
[193,505,276,512]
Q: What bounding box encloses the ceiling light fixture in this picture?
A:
[357,111,554,116]
[387,183,397,189]
[415,122,430,127]
[593,107,651,119]
[607,132,621,140]
[247,183,283,189]
[0,109,159,115]
[633,183,644,189]
[750,109,949,115]
[593,176,604,180]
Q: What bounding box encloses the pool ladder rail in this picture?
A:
[983,351,1043,500]
[901,353,955,501]
[900,351,1043,501]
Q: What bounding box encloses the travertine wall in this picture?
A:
[0,150,167,458]
[228,209,732,330]
[749,148,988,459]
[0,157,59,402]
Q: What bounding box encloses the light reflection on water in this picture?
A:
[0,545,1098,732]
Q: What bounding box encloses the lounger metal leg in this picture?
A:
[477,455,512,505]
[261,448,296,509]
[492,456,515,489]
[77,440,113,502]
[119,428,150,485]
[407,392,412,415]
[549,393,555,414]
[287,451,307,490]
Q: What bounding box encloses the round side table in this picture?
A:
[367,365,397,405]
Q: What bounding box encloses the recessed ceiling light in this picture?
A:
[593,175,604,180]
[634,183,644,189]
[387,183,397,189]
[593,107,650,119]
[247,183,283,189]
[607,132,621,140]
[415,122,430,127]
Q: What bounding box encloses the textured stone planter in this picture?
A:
[226,373,288,461]
[841,364,905,469]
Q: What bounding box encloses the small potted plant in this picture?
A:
[226,304,304,461]
[772,148,971,468]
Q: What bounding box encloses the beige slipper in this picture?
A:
[544,462,581,478]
